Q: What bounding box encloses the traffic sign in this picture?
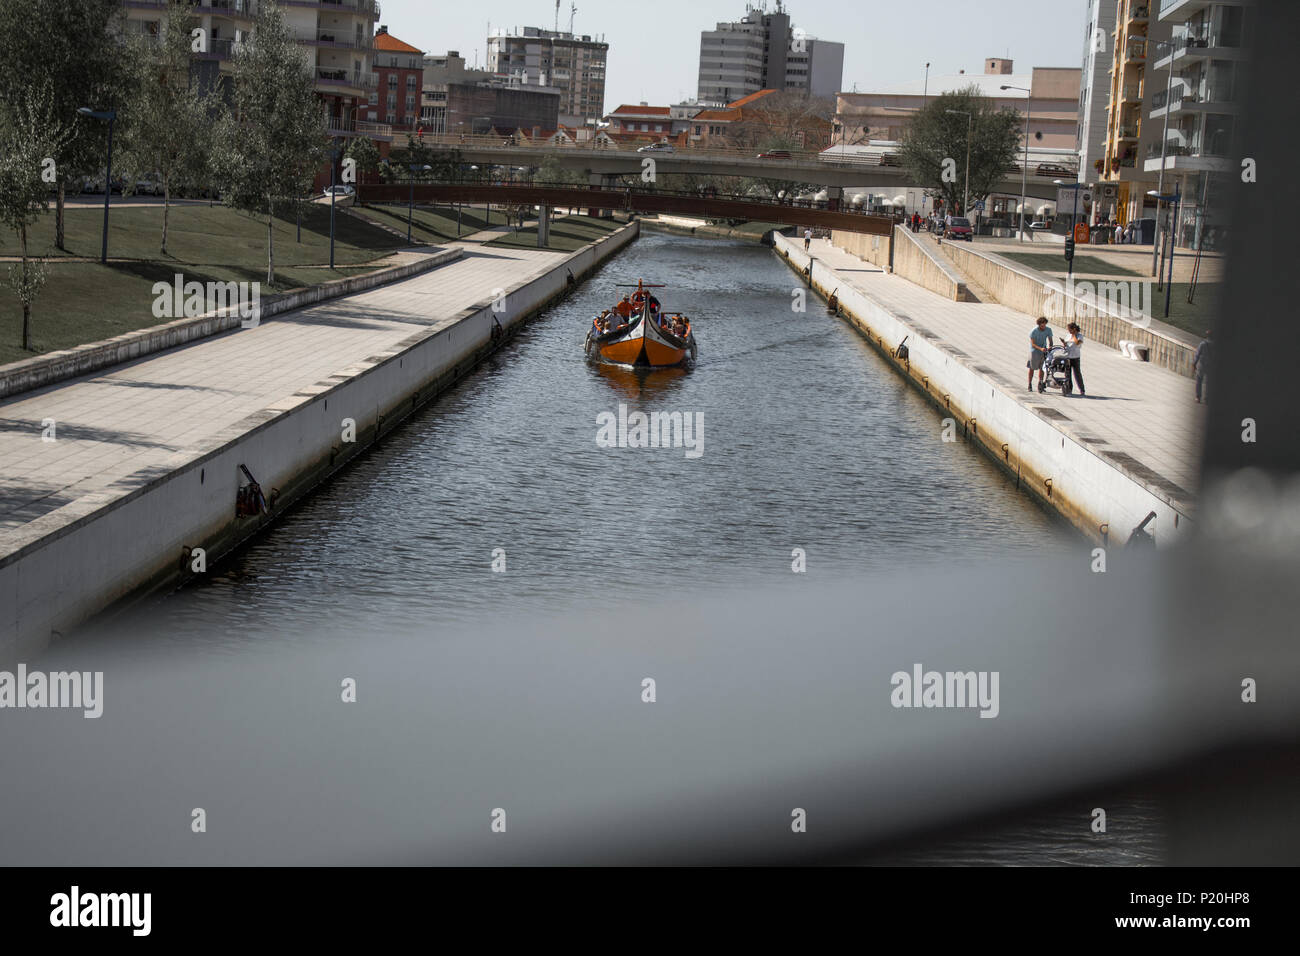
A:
[974,200,985,211]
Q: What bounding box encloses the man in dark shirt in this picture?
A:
[1193,330,1212,404]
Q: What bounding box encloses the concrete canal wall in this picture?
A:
[774,232,1193,548]
[1,223,638,660]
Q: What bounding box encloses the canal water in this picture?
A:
[77,231,1162,864]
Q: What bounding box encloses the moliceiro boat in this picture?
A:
[584,280,697,367]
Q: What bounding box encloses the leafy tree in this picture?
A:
[0,0,133,251]
[211,0,326,285]
[899,86,1021,216]
[0,85,73,350]
[118,2,217,255]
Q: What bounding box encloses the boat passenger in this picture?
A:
[615,296,634,318]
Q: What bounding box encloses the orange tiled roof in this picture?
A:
[609,104,672,116]
[374,32,423,54]
[691,109,737,122]
[727,89,777,108]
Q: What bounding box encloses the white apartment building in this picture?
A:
[1144,0,1251,248]
[486,26,608,128]
[697,2,844,103]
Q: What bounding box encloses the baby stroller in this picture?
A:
[1041,345,1074,395]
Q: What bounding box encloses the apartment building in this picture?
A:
[1144,0,1251,248]
[119,0,391,148]
[486,26,608,128]
[1098,1,1173,223]
[696,1,844,104]
[371,25,422,132]
[1077,0,1118,181]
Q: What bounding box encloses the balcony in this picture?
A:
[1116,125,1140,140]
[311,31,374,51]
[1124,38,1147,62]
[1127,3,1150,22]
[315,68,378,93]
[1121,83,1143,102]
[282,0,381,16]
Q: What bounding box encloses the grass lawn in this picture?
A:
[1137,282,1223,338]
[996,251,1144,277]
[483,214,623,252]
[350,202,511,241]
[0,204,408,364]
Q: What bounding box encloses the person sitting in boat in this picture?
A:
[615,296,634,318]
[672,316,688,337]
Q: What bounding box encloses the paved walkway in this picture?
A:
[0,235,573,554]
[809,237,1206,502]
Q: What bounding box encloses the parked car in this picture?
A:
[131,178,161,196]
[1035,163,1072,178]
[944,216,974,240]
[636,142,674,154]
[757,149,791,159]
[324,184,355,198]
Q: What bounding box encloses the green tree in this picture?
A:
[0,85,72,350]
[0,0,133,251]
[212,0,326,285]
[119,2,217,255]
[899,85,1021,216]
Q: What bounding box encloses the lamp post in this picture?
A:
[1001,84,1032,242]
[945,108,972,217]
[407,164,431,242]
[77,107,117,264]
[1148,183,1182,318]
[924,62,930,103]
[1151,36,1175,278]
[328,140,340,270]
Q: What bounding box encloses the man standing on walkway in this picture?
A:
[804,228,813,251]
[1028,316,1054,392]
[1193,329,1213,403]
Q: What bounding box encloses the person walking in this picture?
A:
[1028,316,1054,392]
[1193,329,1213,403]
[1065,322,1086,397]
[804,227,812,251]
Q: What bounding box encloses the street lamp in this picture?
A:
[1001,84,1032,242]
[945,109,972,217]
[1148,184,1182,318]
[1150,37,1176,279]
[327,139,342,270]
[407,164,431,242]
[77,107,117,264]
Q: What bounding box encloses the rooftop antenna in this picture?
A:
[569,1,577,35]
[554,0,560,33]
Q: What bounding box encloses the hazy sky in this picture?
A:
[379,0,1085,109]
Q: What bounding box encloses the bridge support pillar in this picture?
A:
[588,173,615,219]
[827,186,844,213]
[537,204,550,247]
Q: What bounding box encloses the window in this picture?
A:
[405,95,415,112]
[407,75,417,91]
[388,74,397,88]
[386,112,396,125]
[387,92,396,107]
[368,92,378,105]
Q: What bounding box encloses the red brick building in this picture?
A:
[371,27,424,133]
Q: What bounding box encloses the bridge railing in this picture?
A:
[398,132,1078,178]
[369,177,912,218]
